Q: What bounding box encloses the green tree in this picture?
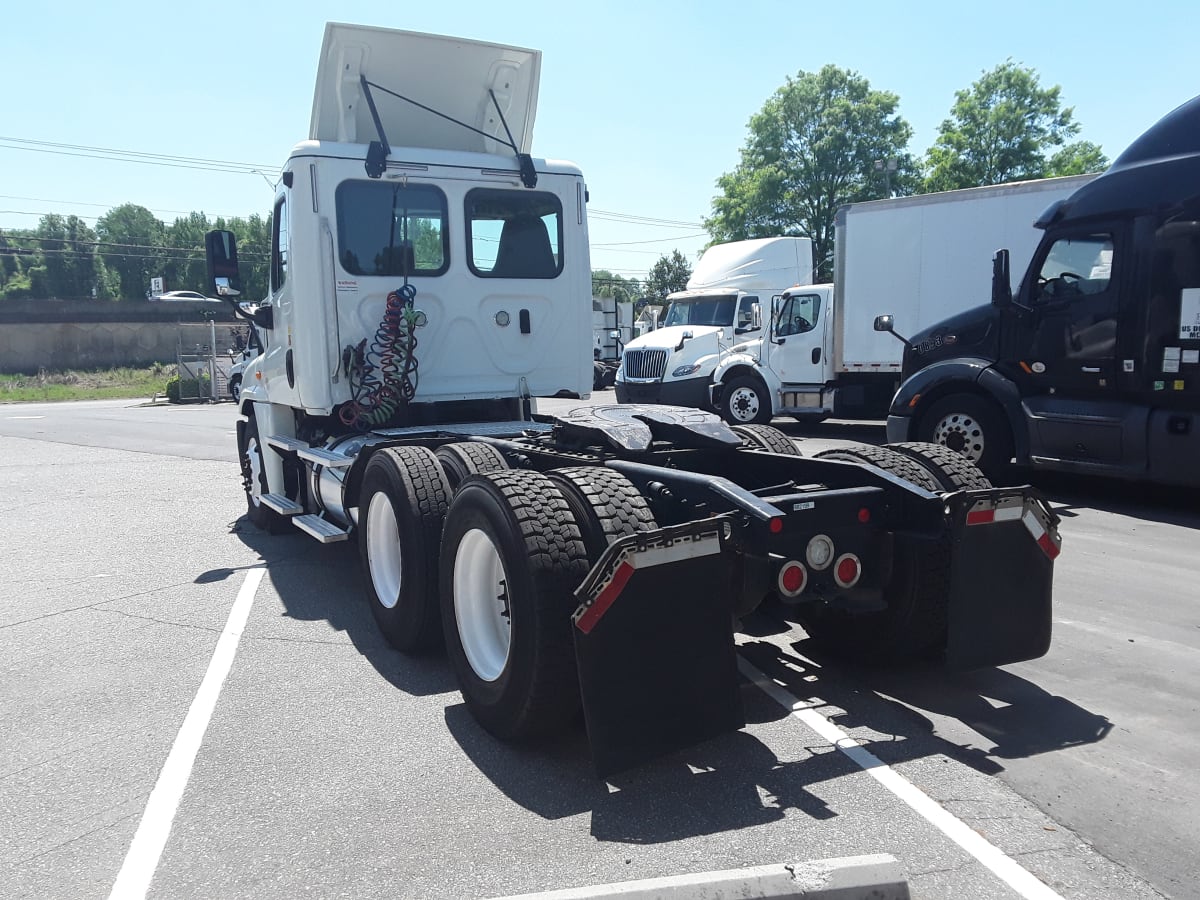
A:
[1046,140,1109,177]
[707,65,915,281]
[643,250,693,302]
[163,211,213,294]
[35,214,101,299]
[96,204,164,299]
[924,61,1091,191]
[592,269,642,304]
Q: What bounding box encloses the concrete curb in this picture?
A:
[488,854,909,899]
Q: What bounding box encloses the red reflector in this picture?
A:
[833,553,861,589]
[777,561,807,597]
[768,517,784,534]
[782,564,804,593]
[966,508,995,526]
[857,507,870,523]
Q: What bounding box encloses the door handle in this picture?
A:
[812,347,822,364]
[1081,366,1101,373]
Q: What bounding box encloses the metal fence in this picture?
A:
[175,323,251,402]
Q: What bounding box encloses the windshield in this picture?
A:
[662,294,737,327]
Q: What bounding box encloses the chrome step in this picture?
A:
[266,434,352,468]
[261,493,302,515]
[293,514,350,543]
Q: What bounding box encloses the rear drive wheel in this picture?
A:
[546,467,657,561]
[885,441,992,491]
[813,444,941,493]
[237,412,290,534]
[359,447,450,652]
[440,470,590,739]
[720,375,773,426]
[730,423,802,455]
[919,394,1013,478]
[435,441,510,491]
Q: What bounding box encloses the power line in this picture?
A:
[0,194,251,220]
[0,136,279,175]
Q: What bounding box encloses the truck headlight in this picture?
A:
[672,364,701,377]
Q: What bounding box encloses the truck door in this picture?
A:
[1005,229,1121,398]
[770,291,826,383]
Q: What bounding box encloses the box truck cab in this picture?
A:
[885,94,1200,485]
[614,237,812,408]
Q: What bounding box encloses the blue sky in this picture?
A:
[2,0,1195,281]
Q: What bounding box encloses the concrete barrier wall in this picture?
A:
[0,321,249,374]
[0,298,244,374]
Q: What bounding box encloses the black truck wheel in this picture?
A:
[359,447,450,653]
[918,393,1014,478]
[813,444,941,493]
[720,375,773,426]
[237,412,291,534]
[731,423,802,455]
[440,470,590,740]
[547,466,658,560]
[885,441,993,492]
[435,441,510,491]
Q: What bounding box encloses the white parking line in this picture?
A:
[738,657,1066,900]
[109,567,266,900]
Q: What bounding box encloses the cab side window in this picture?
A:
[271,196,289,292]
[1034,234,1113,301]
[775,293,821,337]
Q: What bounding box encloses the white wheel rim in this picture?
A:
[932,413,985,462]
[728,386,760,423]
[246,436,265,507]
[366,491,402,609]
[454,528,511,683]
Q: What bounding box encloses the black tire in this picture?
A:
[918,393,1014,478]
[546,467,657,560]
[358,447,450,653]
[813,444,941,493]
[237,412,291,534]
[440,470,591,740]
[435,441,510,491]
[885,441,993,492]
[719,374,773,426]
[731,423,802,455]
[229,375,242,402]
[799,533,952,663]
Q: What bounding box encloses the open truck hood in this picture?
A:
[310,23,541,155]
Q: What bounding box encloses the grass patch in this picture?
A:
[0,364,176,402]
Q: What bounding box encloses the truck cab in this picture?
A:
[614,236,812,409]
[886,94,1200,485]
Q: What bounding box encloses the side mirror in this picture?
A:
[873,314,895,333]
[752,305,762,330]
[205,230,242,299]
[991,249,1013,308]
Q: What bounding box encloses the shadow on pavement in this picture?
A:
[217,518,457,698]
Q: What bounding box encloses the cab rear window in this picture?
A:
[466,189,563,278]
[336,181,449,276]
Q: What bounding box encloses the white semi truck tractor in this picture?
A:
[209,22,1063,775]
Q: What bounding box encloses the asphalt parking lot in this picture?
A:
[2,396,1196,899]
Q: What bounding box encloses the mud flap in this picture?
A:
[945,490,1061,669]
[572,520,745,777]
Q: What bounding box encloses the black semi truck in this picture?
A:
[882,94,1200,486]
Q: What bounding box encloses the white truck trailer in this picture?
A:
[207,22,1062,776]
[614,237,812,408]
